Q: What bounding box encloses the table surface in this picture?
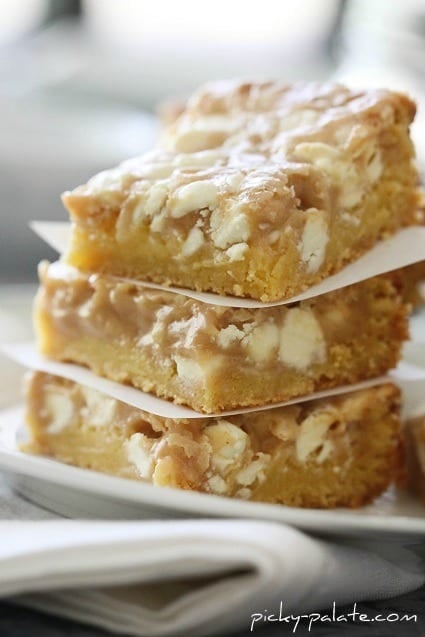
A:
[1,286,425,637]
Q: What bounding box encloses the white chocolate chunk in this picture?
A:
[269,230,280,244]
[236,487,252,499]
[144,183,169,217]
[181,226,205,256]
[205,420,249,473]
[171,181,218,218]
[139,163,175,179]
[236,453,271,486]
[171,116,236,151]
[294,140,359,188]
[216,325,245,348]
[294,141,362,207]
[80,386,116,427]
[174,149,225,168]
[172,129,222,153]
[225,242,248,261]
[137,309,170,347]
[316,439,335,463]
[225,171,245,192]
[299,208,329,273]
[294,141,340,165]
[150,210,167,232]
[174,356,204,384]
[207,475,228,495]
[77,298,94,319]
[130,182,168,225]
[45,390,75,434]
[173,355,224,385]
[86,168,126,195]
[127,433,155,478]
[245,322,279,363]
[341,212,361,226]
[365,150,382,182]
[279,307,326,369]
[211,211,250,249]
[296,410,337,462]
[270,409,299,442]
[138,331,154,346]
[340,182,363,208]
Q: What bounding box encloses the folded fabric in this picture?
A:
[1,520,423,637]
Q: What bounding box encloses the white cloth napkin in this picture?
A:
[0,519,424,637]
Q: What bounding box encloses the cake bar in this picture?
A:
[25,372,402,509]
[400,261,425,308]
[403,413,425,503]
[62,82,419,301]
[35,261,408,413]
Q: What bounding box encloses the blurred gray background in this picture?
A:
[0,0,424,284]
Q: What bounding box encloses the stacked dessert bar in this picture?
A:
[401,261,425,307]
[25,81,424,508]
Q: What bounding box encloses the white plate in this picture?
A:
[2,406,425,540]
